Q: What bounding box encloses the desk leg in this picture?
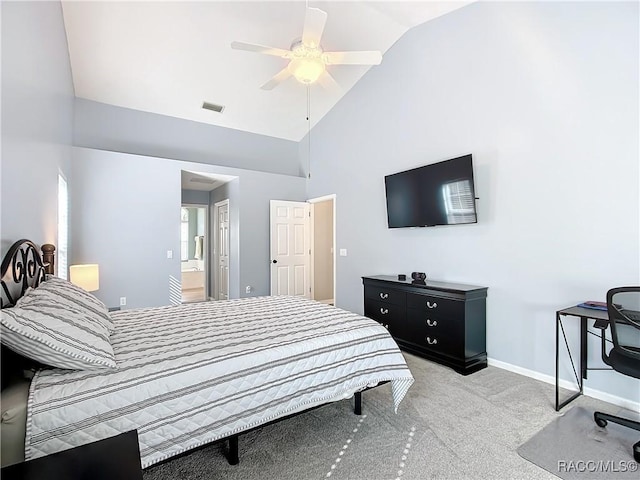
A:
[580,316,587,384]
[555,313,583,411]
[555,312,560,411]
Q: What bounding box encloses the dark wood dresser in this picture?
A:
[362,275,488,375]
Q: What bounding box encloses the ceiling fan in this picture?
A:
[231,6,382,90]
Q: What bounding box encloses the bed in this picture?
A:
[0,239,414,469]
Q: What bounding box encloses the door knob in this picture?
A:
[272,259,278,264]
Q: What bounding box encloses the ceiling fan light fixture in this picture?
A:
[288,57,325,85]
[231,6,380,90]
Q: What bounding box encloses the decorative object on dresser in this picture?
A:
[363,275,488,375]
[411,272,426,281]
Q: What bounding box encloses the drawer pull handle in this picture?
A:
[426,301,438,309]
[426,336,438,345]
[379,292,389,299]
[380,308,389,315]
[426,319,437,327]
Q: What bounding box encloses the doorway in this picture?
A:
[214,199,230,300]
[181,205,208,303]
[309,195,335,305]
[269,195,336,304]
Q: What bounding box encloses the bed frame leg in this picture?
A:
[354,391,362,415]
[227,435,239,465]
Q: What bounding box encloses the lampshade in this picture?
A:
[288,57,325,85]
[69,264,100,292]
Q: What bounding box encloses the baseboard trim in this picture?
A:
[487,357,640,412]
[316,298,334,305]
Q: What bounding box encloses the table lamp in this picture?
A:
[69,264,100,292]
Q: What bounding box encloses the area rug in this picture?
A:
[517,406,639,479]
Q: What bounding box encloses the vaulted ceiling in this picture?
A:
[61,1,470,142]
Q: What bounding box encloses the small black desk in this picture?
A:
[555,306,611,411]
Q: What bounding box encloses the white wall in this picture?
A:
[0,0,74,254]
[307,2,639,403]
[70,147,306,309]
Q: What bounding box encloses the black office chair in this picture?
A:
[593,286,640,462]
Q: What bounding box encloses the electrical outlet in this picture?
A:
[245,286,252,294]
[166,250,173,259]
[120,297,127,306]
[339,249,347,257]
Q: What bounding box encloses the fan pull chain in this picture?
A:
[307,85,312,179]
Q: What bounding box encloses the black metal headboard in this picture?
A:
[0,239,55,309]
[1,239,56,389]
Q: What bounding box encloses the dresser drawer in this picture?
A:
[364,299,406,338]
[404,310,463,357]
[405,292,463,317]
[364,285,406,306]
[365,299,405,323]
[406,308,464,335]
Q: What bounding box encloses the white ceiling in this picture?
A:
[61,1,471,142]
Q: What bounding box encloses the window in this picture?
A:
[57,174,69,279]
[180,208,189,261]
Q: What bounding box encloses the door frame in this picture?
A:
[181,203,209,302]
[308,194,337,305]
[213,199,230,301]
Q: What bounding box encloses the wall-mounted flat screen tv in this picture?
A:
[384,154,478,228]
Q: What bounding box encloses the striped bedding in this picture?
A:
[25,296,414,468]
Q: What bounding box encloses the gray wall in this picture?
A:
[70,147,306,309]
[0,0,74,255]
[74,98,302,177]
[182,189,210,205]
[307,2,639,403]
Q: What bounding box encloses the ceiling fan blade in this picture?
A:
[260,67,292,90]
[324,51,383,66]
[302,7,327,48]
[231,41,290,58]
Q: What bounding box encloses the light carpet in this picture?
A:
[143,353,636,480]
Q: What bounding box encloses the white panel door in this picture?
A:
[270,200,310,297]
[215,200,230,300]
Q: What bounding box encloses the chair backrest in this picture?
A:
[606,286,640,359]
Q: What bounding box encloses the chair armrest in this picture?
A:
[593,319,609,330]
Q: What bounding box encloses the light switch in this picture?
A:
[167,250,173,259]
[339,248,347,257]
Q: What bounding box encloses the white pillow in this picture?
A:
[0,281,117,370]
[32,276,114,332]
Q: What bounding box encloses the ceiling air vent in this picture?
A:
[202,101,225,113]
